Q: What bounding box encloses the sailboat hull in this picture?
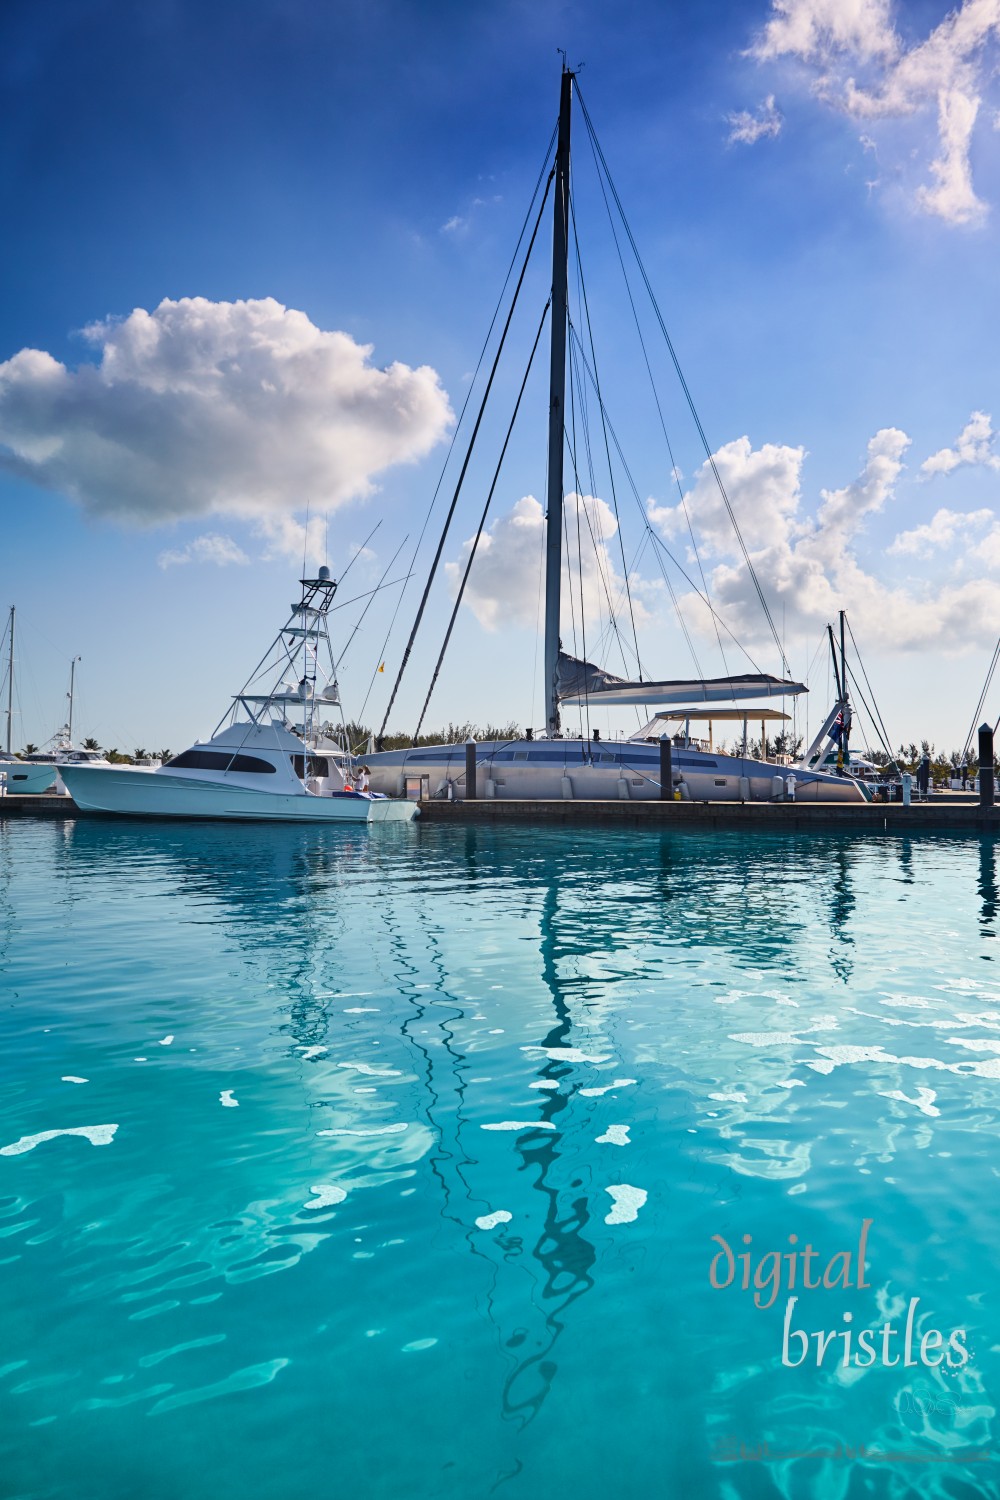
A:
[58,765,419,823]
[365,740,867,804]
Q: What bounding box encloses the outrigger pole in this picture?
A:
[543,66,573,740]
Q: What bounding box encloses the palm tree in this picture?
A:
[82,737,101,752]
[22,743,37,756]
[132,747,148,763]
[158,749,172,763]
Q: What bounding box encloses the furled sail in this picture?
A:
[555,651,807,708]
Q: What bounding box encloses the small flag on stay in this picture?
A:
[378,662,385,673]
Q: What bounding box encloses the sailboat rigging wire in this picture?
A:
[580,112,730,684]
[562,491,581,668]
[531,494,546,727]
[564,402,642,674]
[963,636,1000,757]
[565,317,631,675]
[566,286,646,678]
[575,85,789,678]
[563,332,656,682]
[843,615,900,774]
[566,331,701,682]
[365,126,557,741]
[377,166,556,742]
[565,326,589,737]
[567,325,770,675]
[568,188,645,680]
[410,301,551,742]
[334,550,410,666]
[330,573,412,614]
[844,662,898,772]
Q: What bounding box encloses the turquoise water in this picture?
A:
[1,817,998,1499]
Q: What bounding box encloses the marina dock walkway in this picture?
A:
[3,793,1000,832]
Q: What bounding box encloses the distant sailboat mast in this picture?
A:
[543,66,573,740]
[67,655,81,745]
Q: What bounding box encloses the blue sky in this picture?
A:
[2,0,1000,758]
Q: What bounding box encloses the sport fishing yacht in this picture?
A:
[59,569,417,824]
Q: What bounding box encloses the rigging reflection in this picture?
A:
[978,838,997,952]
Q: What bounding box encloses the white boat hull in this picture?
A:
[365,740,867,804]
[1,762,59,795]
[58,765,419,824]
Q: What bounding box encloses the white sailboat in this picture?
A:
[59,568,417,823]
[365,70,865,805]
[1,623,109,795]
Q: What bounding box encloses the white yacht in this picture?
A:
[1,628,110,794]
[59,568,417,824]
[3,743,109,796]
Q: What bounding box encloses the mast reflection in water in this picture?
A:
[0,818,997,1499]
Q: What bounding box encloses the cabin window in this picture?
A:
[291,755,329,778]
[166,750,277,774]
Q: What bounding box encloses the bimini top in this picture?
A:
[555,651,807,709]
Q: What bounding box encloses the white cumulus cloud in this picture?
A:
[446,493,650,637]
[0,296,452,525]
[746,0,1000,225]
[751,0,899,63]
[727,95,784,144]
[921,409,1000,474]
[158,532,250,569]
[650,426,1000,652]
[253,514,329,567]
[888,505,992,555]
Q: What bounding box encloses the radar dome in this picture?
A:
[318,565,331,581]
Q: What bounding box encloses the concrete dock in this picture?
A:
[3,792,1000,832]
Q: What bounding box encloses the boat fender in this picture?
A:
[485,778,497,799]
[738,776,751,803]
[561,775,573,800]
[771,773,784,801]
[677,779,690,801]
[617,777,630,800]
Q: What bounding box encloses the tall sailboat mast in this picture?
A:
[4,607,13,755]
[67,655,80,744]
[543,67,573,740]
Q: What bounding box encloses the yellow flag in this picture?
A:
[378,662,385,673]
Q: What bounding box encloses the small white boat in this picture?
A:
[1,631,110,794]
[2,745,109,796]
[59,568,418,824]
